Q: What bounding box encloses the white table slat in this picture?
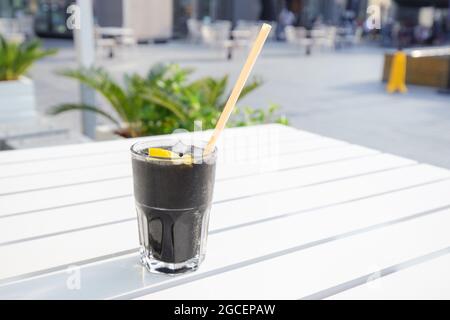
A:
[327,252,450,300]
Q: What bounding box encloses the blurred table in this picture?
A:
[0,124,450,299]
[96,27,134,37]
[95,27,137,58]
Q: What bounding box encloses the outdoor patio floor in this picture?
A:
[32,40,450,169]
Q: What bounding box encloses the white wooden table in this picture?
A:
[1,124,450,300]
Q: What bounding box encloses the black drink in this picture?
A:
[131,141,217,274]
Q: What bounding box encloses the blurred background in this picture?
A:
[0,0,450,167]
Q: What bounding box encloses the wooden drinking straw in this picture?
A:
[203,23,272,156]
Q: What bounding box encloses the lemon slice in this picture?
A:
[148,148,193,165]
[148,148,178,159]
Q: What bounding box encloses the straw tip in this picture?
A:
[262,23,272,31]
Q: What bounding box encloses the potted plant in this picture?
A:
[50,63,288,138]
[0,35,57,123]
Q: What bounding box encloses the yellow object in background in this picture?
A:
[387,51,408,93]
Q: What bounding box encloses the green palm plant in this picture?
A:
[50,63,287,137]
[50,65,190,137]
[143,70,264,131]
[0,34,57,81]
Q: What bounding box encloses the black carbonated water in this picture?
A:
[132,146,216,264]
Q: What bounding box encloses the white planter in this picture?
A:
[95,124,125,141]
[0,77,36,124]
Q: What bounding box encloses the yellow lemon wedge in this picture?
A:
[148,148,178,159]
[148,148,193,165]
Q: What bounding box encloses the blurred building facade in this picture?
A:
[0,0,448,45]
[380,0,450,46]
[0,0,369,39]
[173,0,370,36]
[0,0,173,40]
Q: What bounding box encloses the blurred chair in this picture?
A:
[117,28,138,48]
[201,20,231,45]
[235,20,257,37]
[284,25,297,44]
[340,26,363,47]
[201,21,232,58]
[314,26,337,50]
[310,28,327,50]
[350,27,364,45]
[285,26,313,54]
[0,18,25,43]
[95,27,138,59]
[187,19,202,43]
[310,28,327,38]
[235,20,277,41]
[94,27,118,59]
[232,21,260,48]
[17,15,34,39]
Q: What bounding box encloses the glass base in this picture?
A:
[139,247,203,275]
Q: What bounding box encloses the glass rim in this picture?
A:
[130,138,218,162]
